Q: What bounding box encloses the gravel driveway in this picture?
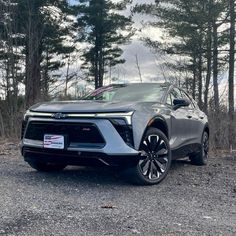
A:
[0,144,235,236]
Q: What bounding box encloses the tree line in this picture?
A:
[0,0,235,149]
[133,0,235,149]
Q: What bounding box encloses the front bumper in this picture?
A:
[22,147,139,167]
[21,117,140,165]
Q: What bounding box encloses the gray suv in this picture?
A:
[21,83,209,185]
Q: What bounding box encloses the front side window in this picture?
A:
[172,88,182,99]
[166,88,195,109]
[166,93,172,106]
[180,90,195,109]
[166,88,182,106]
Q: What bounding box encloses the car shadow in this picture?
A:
[25,165,130,187]
[20,159,194,187]
[170,159,192,170]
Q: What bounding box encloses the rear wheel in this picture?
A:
[190,131,209,166]
[128,128,172,185]
[28,161,66,172]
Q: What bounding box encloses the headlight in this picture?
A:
[23,110,32,121]
[23,111,54,121]
[95,111,134,125]
[66,111,134,124]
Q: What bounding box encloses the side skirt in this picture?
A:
[171,143,201,160]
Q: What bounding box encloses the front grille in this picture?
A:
[24,121,105,145]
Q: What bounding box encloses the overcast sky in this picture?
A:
[115,0,162,83]
[69,0,162,84]
[65,0,236,105]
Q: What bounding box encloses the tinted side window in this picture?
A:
[180,90,195,109]
[172,88,182,99]
[166,88,182,106]
[166,93,172,106]
[168,88,195,109]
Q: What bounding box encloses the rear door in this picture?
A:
[182,91,206,145]
[180,90,202,142]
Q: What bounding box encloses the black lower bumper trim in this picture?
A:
[23,147,139,167]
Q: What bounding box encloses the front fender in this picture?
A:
[131,107,171,150]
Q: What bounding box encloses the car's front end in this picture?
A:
[21,108,142,167]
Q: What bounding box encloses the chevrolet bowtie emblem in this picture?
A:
[52,113,67,119]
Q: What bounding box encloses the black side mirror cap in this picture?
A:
[173,98,190,110]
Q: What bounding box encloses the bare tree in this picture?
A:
[0,0,23,137]
[135,54,142,83]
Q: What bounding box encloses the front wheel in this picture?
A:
[128,128,172,185]
[28,161,67,172]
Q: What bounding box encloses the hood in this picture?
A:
[30,100,143,113]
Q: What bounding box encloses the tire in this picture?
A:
[28,161,66,172]
[127,128,172,185]
[190,131,209,166]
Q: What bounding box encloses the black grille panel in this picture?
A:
[113,125,134,147]
[25,121,105,145]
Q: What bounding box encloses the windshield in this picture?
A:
[84,84,167,102]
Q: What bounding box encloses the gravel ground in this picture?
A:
[0,144,235,236]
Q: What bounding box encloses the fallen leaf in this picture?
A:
[101,204,116,209]
[131,229,141,234]
[203,216,212,220]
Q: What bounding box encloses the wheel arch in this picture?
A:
[132,112,170,151]
[203,123,210,136]
[146,116,169,139]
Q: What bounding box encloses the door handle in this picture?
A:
[187,115,192,119]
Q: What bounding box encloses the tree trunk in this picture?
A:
[135,54,143,83]
[197,48,203,109]
[64,54,70,97]
[212,18,220,112]
[4,2,19,136]
[42,49,49,100]
[0,112,5,137]
[228,0,235,147]
[203,0,213,113]
[25,0,42,108]
[192,54,197,100]
[98,50,104,88]
[94,53,99,89]
[94,32,99,89]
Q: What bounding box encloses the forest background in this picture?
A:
[0,0,235,151]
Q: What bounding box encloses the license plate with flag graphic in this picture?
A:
[44,134,64,149]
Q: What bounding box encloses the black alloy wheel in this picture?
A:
[129,128,172,185]
[190,131,209,165]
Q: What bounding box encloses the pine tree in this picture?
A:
[0,0,24,136]
[17,0,76,106]
[76,0,133,88]
[133,0,229,111]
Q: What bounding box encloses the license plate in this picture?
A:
[44,134,64,149]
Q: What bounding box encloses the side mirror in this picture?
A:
[173,98,190,110]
